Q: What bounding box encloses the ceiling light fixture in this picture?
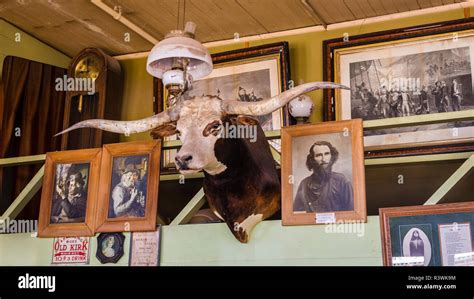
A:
[146,1,212,108]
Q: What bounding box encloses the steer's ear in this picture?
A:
[235,115,260,126]
[150,121,177,139]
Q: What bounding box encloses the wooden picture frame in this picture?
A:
[95,140,161,232]
[323,17,474,158]
[380,202,474,266]
[38,148,101,237]
[153,42,291,173]
[281,119,366,225]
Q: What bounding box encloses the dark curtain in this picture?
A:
[0,56,66,220]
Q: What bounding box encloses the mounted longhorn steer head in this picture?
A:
[56,82,349,243]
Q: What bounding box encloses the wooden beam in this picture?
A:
[170,188,206,226]
[424,154,474,205]
[300,0,328,28]
[0,154,46,167]
[270,146,281,165]
[163,139,183,149]
[156,215,167,225]
[363,110,474,129]
[265,130,281,139]
[0,165,45,221]
[90,0,159,44]
[365,152,473,166]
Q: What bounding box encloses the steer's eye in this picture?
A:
[203,121,222,137]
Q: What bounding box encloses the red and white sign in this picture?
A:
[51,237,90,265]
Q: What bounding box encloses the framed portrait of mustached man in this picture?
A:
[281,119,366,225]
[154,42,291,173]
[38,148,101,237]
[95,140,161,232]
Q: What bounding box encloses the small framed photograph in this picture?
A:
[281,119,366,225]
[380,202,474,266]
[38,148,102,237]
[95,140,161,232]
[129,226,162,266]
[96,232,125,264]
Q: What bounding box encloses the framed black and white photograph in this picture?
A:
[281,120,366,225]
[95,140,161,233]
[323,18,474,157]
[96,233,125,264]
[401,225,434,266]
[154,42,291,173]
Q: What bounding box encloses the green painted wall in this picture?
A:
[0,19,70,79]
[0,217,382,266]
[119,8,472,142]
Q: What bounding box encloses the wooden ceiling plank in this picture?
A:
[366,0,388,15]
[343,0,367,19]
[0,0,152,56]
[393,0,410,12]
[176,0,241,42]
[313,0,351,23]
[379,0,400,14]
[354,0,378,18]
[308,0,337,24]
[298,0,326,27]
[416,0,433,8]
[103,0,178,40]
[430,0,444,6]
[400,0,420,10]
[265,0,320,29]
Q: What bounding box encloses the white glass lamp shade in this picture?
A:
[289,94,314,118]
[146,35,213,80]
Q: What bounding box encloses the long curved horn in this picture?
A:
[55,108,179,137]
[221,82,349,116]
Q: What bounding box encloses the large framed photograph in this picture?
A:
[323,18,474,157]
[380,202,474,266]
[38,149,101,237]
[281,120,366,225]
[95,140,161,232]
[154,42,291,173]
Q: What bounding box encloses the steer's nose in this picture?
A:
[175,154,193,169]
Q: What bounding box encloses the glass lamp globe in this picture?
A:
[146,22,212,97]
[288,94,314,124]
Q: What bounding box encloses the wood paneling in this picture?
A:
[0,0,152,56]
[0,0,468,56]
